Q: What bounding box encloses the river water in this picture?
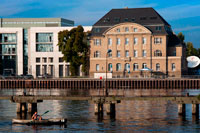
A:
[0,89,200,132]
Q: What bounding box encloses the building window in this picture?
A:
[124,18,129,22]
[59,57,63,62]
[42,57,47,63]
[49,57,53,63]
[134,50,138,57]
[116,63,121,71]
[154,38,162,44]
[108,63,112,71]
[133,28,138,32]
[108,51,112,58]
[142,50,147,57]
[125,27,129,32]
[42,65,47,74]
[116,28,120,32]
[156,26,162,31]
[125,50,129,57]
[142,37,146,44]
[116,38,120,45]
[1,44,17,54]
[117,51,120,57]
[134,37,138,45]
[133,63,138,71]
[125,38,129,45]
[36,33,53,42]
[36,58,40,63]
[114,17,120,22]
[125,63,130,71]
[0,33,17,43]
[96,64,100,71]
[142,63,147,69]
[154,50,162,56]
[95,28,100,33]
[172,63,176,71]
[94,51,101,58]
[59,65,63,77]
[156,63,160,71]
[94,39,101,46]
[108,38,112,45]
[36,44,53,52]
[36,65,40,76]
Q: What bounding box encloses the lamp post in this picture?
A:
[105,49,112,96]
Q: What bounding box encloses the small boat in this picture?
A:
[12,118,67,125]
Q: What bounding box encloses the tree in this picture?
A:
[57,25,90,76]
[186,42,199,56]
[177,32,185,44]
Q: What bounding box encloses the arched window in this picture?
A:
[108,63,112,71]
[94,51,100,58]
[142,63,147,69]
[133,63,138,71]
[156,63,160,71]
[124,63,130,71]
[154,50,162,56]
[116,63,121,71]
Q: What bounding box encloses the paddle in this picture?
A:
[40,110,50,116]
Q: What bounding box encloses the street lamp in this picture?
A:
[105,49,112,96]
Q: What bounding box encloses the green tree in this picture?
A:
[177,32,185,44]
[57,25,90,76]
[186,42,199,56]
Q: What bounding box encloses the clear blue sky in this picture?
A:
[0,0,199,48]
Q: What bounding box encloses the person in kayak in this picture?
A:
[32,112,42,120]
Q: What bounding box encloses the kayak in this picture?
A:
[12,118,67,125]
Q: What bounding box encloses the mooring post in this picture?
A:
[16,103,21,113]
[105,103,116,115]
[94,103,104,115]
[178,104,186,115]
[192,104,199,116]
[28,103,37,113]
[17,103,27,113]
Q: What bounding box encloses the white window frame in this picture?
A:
[134,37,138,45]
[117,50,120,57]
[125,50,129,57]
[117,38,121,45]
[108,38,112,45]
[133,63,138,71]
[134,50,138,57]
[96,64,99,71]
[142,50,147,57]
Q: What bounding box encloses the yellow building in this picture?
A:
[90,8,187,78]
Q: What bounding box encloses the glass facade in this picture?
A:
[36,33,53,52]
[0,33,17,75]
[36,44,53,52]
[23,29,28,74]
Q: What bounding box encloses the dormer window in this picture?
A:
[150,17,157,20]
[114,17,120,22]
[103,18,110,22]
[156,26,162,31]
[124,18,129,22]
[116,28,120,32]
[140,17,146,20]
[95,28,100,33]
[133,28,138,32]
[125,27,129,32]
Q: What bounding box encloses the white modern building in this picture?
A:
[28,27,91,78]
[0,18,92,78]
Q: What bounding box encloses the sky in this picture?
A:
[0,0,200,48]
